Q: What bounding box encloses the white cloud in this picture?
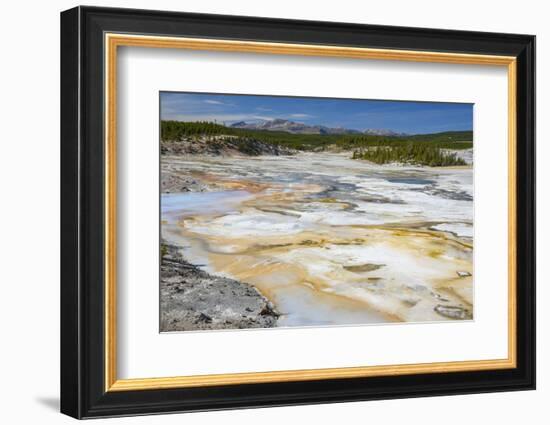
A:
[203,99,225,105]
[290,113,314,119]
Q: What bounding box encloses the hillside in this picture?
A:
[161,120,473,153]
[161,134,295,157]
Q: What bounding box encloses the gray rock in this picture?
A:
[434,304,472,320]
[161,135,296,157]
[160,243,279,332]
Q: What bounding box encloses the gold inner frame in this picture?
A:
[104,33,517,392]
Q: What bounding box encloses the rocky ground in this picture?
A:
[161,172,212,193]
[160,243,280,332]
[161,135,295,157]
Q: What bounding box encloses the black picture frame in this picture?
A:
[61,5,535,419]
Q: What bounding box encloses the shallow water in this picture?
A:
[161,153,473,326]
[162,190,252,220]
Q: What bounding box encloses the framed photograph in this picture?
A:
[60,6,535,419]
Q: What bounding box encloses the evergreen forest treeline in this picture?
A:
[161,120,472,166]
[352,145,466,166]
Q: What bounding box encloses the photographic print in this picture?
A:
[61,9,535,416]
[160,92,474,332]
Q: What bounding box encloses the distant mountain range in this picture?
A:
[230,119,407,136]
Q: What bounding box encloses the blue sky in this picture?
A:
[160,92,473,134]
